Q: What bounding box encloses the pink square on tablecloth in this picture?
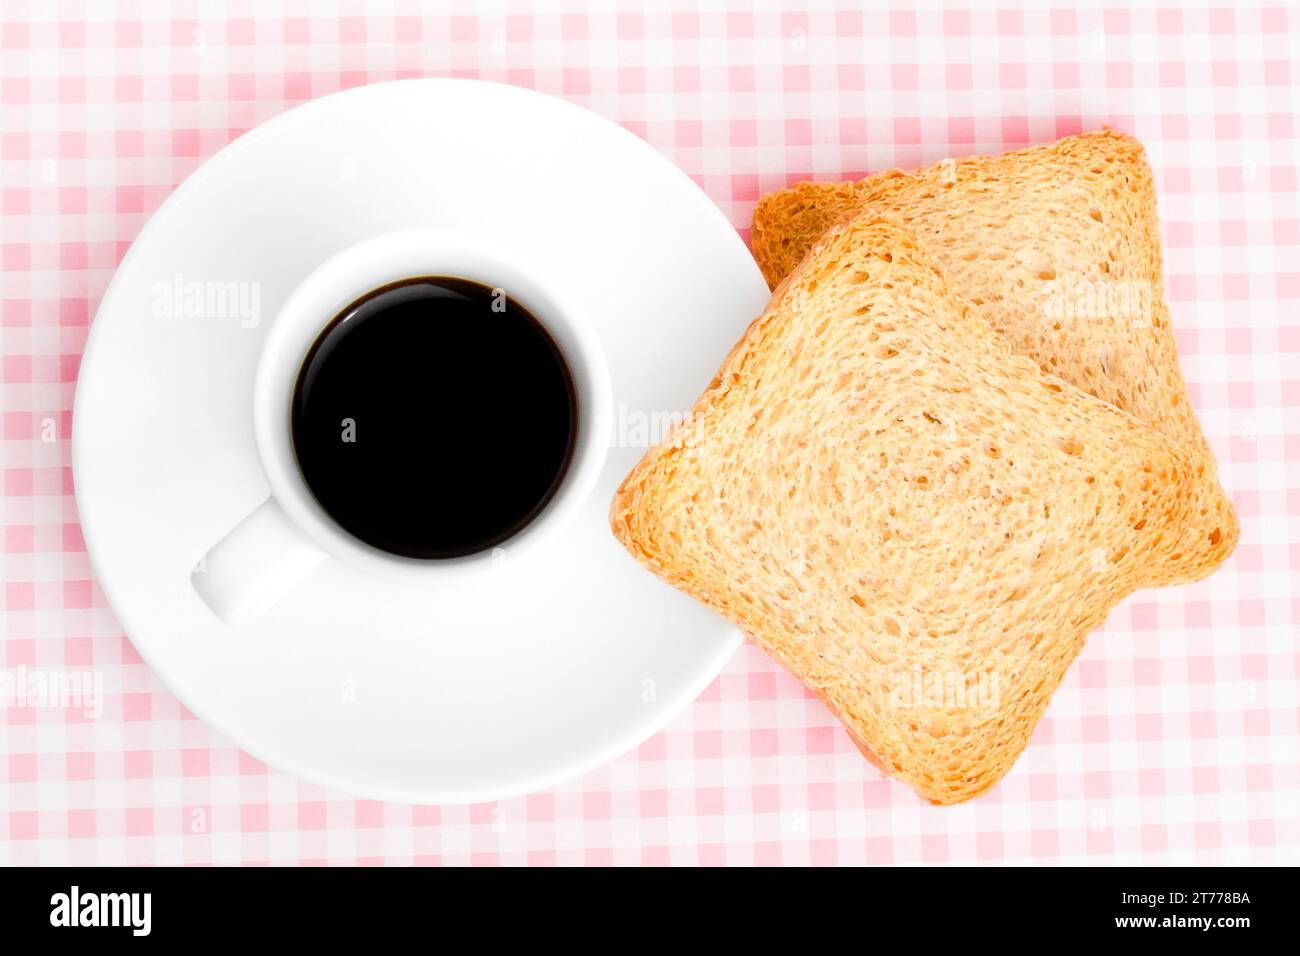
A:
[696,788,726,815]
[240,805,269,832]
[617,67,644,94]
[337,17,365,43]
[1000,63,1027,88]
[976,832,1003,860]
[617,12,643,39]
[1184,601,1213,628]
[1032,830,1060,857]
[1220,221,1248,246]
[1139,770,1166,797]
[1208,8,1236,33]
[1195,822,1222,849]
[1002,116,1029,143]
[1213,61,1239,86]
[1141,825,1168,852]
[1187,657,1215,683]
[892,63,919,89]
[921,833,949,861]
[946,63,972,89]
[942,10,970,35]
[784,118,811,146]
[125,808,153,837]
[1271,166,1297,191]
[64,636,92,666]
[1081,716,1109,744]
[1192,766,1220,794]
[584,791,613,819]
[6,582,35,610]
[640,790,668,817]
[1244,710,1271,736]
[1051,9,1077,34]
[180,749,209,777]
[354,801,384,828]
[1261,7,1288,32]
[225,18,254,44]
[1083,771,1111,798]
[840,117,867,145]
[62,580,92,609]
[750,727,779,755]
[8,754,38,783]
[1054,63,1080,88]
[2,412,32,440]
[121,694,151,721]
[696,842,728,868]
[1078,660,1106,688]
[751,785,780,813]
[1237,600,1266,627]
[1087,829,1114,855]
[805,725,836,754]
[67,810,96,838]
[1136,714,1165,742]
[894,117,922,145]
[1108,62,1133,88]
[693,730,722,759]
[2,188,29,214]
[282,18,309,43]
[890,11,917,36]
[1249,820,1275,846]
[807,782,834,811]
[753,842,782,865]
[123,752,152,778]
[729,65,756,92]
[65,752,95,780]
[5,524,34,552]
[7,811,37,842]
[2,245,30,271]
[412,804,441,826]
[1190,711,1218,739]
[3,21,29,47]
[1134,658,1161,684]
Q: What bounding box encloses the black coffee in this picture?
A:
[290,277,577,559]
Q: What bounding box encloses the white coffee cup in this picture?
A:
[192,228,613,625]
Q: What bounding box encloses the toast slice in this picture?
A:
[611,216,1199,804]
[750,131,1236,584]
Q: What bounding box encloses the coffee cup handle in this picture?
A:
[191,497,327,626]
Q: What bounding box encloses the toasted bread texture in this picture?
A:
[611,216,1199,804]
[750,131,1236,584]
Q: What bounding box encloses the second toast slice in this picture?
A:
[750,131,1237,585]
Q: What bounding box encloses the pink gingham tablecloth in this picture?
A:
[1,1,1298,865]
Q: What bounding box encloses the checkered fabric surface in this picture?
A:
[2,0,1298,866]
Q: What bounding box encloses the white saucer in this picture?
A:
[72,79,769,803]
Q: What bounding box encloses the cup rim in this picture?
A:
[252,226,613,584]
